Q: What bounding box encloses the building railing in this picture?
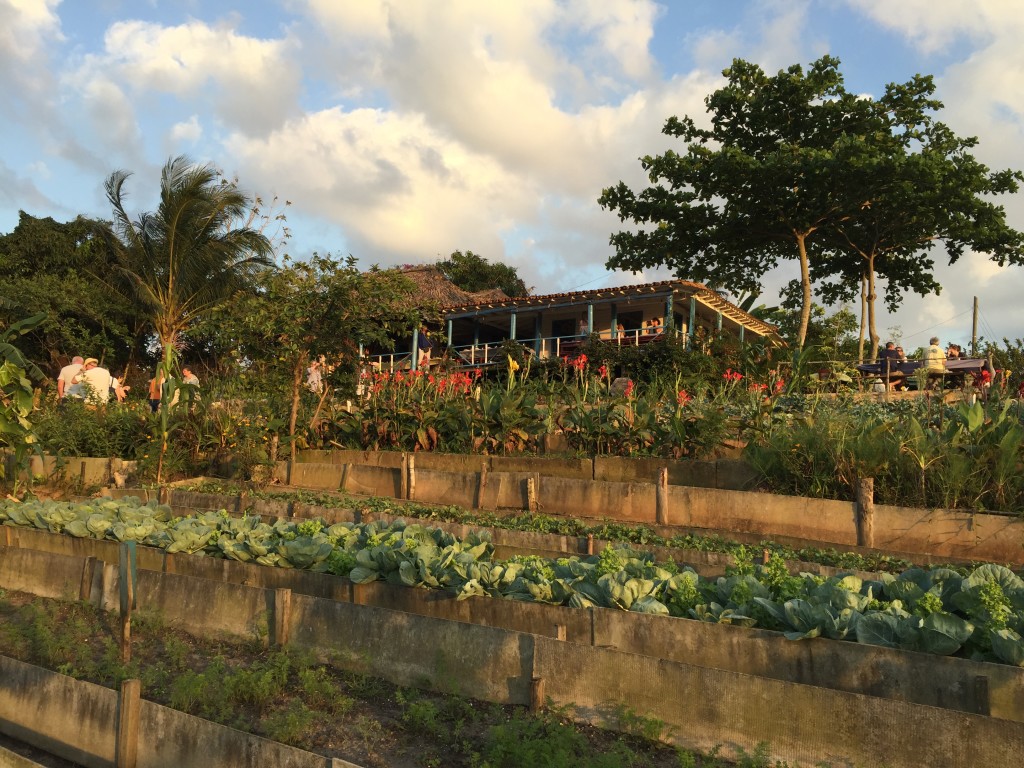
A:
[363,328,681,371]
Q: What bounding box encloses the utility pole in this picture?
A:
[971,296,979,357]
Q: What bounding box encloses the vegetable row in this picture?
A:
[3,496,1024,666]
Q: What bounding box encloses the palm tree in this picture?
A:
[100,155,275,358]
[98,156,275,481]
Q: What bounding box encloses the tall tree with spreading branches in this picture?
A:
[600,57,1024,350]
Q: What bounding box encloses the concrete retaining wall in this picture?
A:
[4,543,1024,726]
[262,452,1024,565]
[4,550,1024,768]
[0,656,346,768]
[536,637,1023,768]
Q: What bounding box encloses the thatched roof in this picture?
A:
[399,265,509,311]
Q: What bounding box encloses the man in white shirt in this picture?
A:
[57,356,84,399]
[73,358,114,405]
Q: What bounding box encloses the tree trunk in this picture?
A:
[796,233,812,349]
[866,253,879,361]
[288,356,306,465]
[857,272,867,364]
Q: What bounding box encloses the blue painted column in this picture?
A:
[446,319,453,346]
[611,304,618,338]
[665,294,674,332]
[586,304,594,335]
[716,312,723,333]
[411,316,420,365]
[688,297,697,349]
[535,312,543,356]
[510,311,517,340]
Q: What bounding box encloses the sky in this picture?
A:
[2,0,1023,351]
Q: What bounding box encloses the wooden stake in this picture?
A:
[655,467,669,525]
[856,477,875,548]
[273,588,292,648]
[530,677,546,712]
[115,678,141,768]
[408,453,416,501]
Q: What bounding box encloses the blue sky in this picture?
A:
[2,0,1023,350]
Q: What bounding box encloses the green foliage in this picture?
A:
[436,250,530,298]
[0,312,46,491]
[600,56,1024,349]
[7,495,1024,665]
[0,212,138,371]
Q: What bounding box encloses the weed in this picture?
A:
[261,699,315,745]
[614,703,673,742]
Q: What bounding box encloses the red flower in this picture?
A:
[624,380,635,398]
[723,368,743,382]
[598,364,608,379]
[773,379,785,394]
[676,389,691,406]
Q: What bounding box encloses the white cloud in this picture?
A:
[844,0,1006,54]
[226,107,528,261]
[0,0,62,63]
[169,115,203,144]
[73,17,302,135]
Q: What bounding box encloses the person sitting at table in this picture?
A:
[924,336,946,371]
[946,343,962,360]
[895,346,907,362]
[877,341,903,390]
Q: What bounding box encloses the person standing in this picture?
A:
[57,356,84,399]
[148,372,164,413]
[73,358,114,405]
[417,325,433,367]
[182,367,200,387]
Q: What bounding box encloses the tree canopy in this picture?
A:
[599,56,1024,351]
[435,250,530,297]
[216,254,418,461]
[0,211,138,372]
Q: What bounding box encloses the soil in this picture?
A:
[0,589,696,768]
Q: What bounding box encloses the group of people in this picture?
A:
[56,355,199,409]
[875,337,984,392]
[56,356,128,405]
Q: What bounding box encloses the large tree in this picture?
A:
[436,250,530,297]
[217,255,418,462]
[599,57,1024,349]
[0,212,139,373]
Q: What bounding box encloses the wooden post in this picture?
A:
[115,678,141,768]
[655,467,669,526]
[527,476,538,513]
[3,526,11,547]
[530,677,546,712]
[476,462,488,510]
[339,464,350,493]
[80,556,97,602]
[272,588,292,648]
[400,453,409,500]
[856,477,875,548]
[554,624,567,641]
[118,543,136,663]
[79,460,87,490]
[586,533,594,555]
[408,453,416,501]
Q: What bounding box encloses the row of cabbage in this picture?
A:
[3,495,1024,667]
